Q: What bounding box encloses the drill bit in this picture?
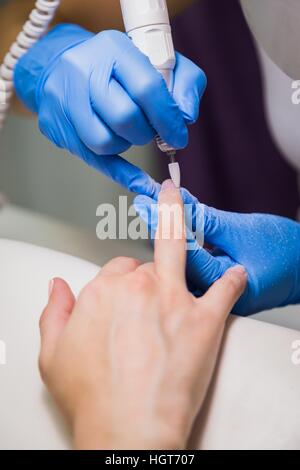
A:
[167,150,181,189]
[156,137,181,188]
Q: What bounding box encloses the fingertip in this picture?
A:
[46,278,62,307]
[158,179,183,206]
[224,265,248,295]
[41,279,73,329]
[49,277,72,294]
[39,278,75,376]
[46,277,76,314]
[161,179,176,192]
[198,264,247,318]
[226,265,248,280]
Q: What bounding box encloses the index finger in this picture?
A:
[154,180,186,284]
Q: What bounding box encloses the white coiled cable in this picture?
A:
[0,0,61,130]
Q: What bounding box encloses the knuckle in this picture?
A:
[38,352,49,384]
[196,67,207,89]
[114,103,140,132]
[199,311,221,334]
[202,304,218,322]
[84,130,130,155]
[135,72,165,103]
[79,281,104,305]
[131,270,154,292]
[115,256,140,271]
[39,308,47,331]
[60,48,79,69]
[112,105,152,145]
[85,131,114,155]
[195,301,223,328]
[162,284,186,311]
[76,282,103,315]
[99,29,124,45]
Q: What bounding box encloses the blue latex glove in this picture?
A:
[134,188,300,315]
[14,24,206,195]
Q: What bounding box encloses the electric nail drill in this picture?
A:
[119,0,181,188]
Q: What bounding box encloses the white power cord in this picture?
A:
[0,0,61,130]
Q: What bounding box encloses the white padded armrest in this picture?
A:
[0,239,299,450]
[190,315,300,450]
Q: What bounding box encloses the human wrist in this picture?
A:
[72,402,187,450]
[74,426,185,451]
[14,23,93,113]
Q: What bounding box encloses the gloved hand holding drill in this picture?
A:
[14,24,206,196]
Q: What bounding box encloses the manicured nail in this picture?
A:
[48,279,54,298]
[161,179,175,192]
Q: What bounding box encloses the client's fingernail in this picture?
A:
[230,265,247,277]
[161,179,175,192]
[48,279,54,298]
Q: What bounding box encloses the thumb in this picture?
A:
[198,266,248,320]
[39,278,75,374]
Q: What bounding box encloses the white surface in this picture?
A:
[0,203,153,266]
[254,304,300,333]
[0,239,99,450]
[0,239,299,450]
[191,315,300,450]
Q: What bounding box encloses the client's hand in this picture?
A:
[39,180,246,450]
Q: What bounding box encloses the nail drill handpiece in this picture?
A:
[120,0,181,188]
